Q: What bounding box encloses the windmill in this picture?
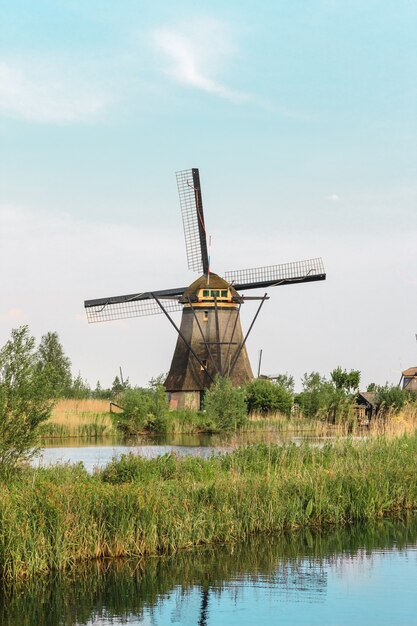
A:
[84,168,326,410]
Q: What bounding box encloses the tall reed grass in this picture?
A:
[2,518,416,625]
[40,399,114,438]
[2,434,417,581]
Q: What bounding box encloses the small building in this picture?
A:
[400,367,417,392]
[355,392,377,424]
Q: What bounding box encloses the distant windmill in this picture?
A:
[84,169,326,410]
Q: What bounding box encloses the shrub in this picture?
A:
[375,384,410,415]
[296,371,356,423]
[203,376,248,430]
[116,385,169,434]
[245,378,293,415]
[296,372,334,418]
[0,326,53,476]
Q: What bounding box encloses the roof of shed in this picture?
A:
[358,391,377,406]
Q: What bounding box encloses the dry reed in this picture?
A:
[41,399,114,438]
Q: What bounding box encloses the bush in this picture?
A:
[116,385,169,434]
[245,378,293,415]
[375,384,410,415]
[296,372,334,418]
[203,376,248,430]
[296,371,356,423]
[0,326,53,476]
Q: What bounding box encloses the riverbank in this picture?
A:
[40,399,417,440]
[2,434,417,581]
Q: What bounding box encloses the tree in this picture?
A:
[69,373,91,399]
[272,374,295,393]
[296,372,334,418]
[374,384,410,414]
[92,380,112,400]
[116,385,168,434]
[36,331,72,397]
[203,376,248,430]
[111,376,124,397]
[245,378,293,415]
[297,369,360,423]
[0,326,53,475]
[330,367,360,393]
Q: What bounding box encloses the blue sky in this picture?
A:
[0,1,416,388]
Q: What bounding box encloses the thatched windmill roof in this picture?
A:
[182,272,240,299]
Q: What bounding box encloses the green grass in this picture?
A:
[2,434,417,581]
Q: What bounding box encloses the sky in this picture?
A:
[0,0,416,390]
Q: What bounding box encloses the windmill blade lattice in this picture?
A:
[85,288,184,323]
[176,168,209,274]
[224,258,326,291]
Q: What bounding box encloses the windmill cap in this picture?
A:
[402,367,417,377]
[182,272,240,299]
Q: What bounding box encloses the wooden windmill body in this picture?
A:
[165,273,253,409]
[85,168,326,409]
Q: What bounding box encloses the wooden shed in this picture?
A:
[355,392,377,424]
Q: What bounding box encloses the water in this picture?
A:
[2,519,417,625]
[36,432,332,472]
[36,434,233,472]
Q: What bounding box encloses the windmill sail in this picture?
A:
[224,258,326,291]
[85,287,185,323]
[176,168,209,274]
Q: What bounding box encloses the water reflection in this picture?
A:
[37,432,336,473]
[2,518,417,626]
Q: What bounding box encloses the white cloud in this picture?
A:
[152,19,248,103]
[327,193,341,202]
[0,60,109,123]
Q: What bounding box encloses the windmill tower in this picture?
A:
[85,168,326,410]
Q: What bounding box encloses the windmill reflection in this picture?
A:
[2,519,417,626]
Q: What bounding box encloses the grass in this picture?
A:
[245,403,417,437]
[40,399,115,439]
[2,433,417,581]
[39,398,417,440]
[2,517,417,624]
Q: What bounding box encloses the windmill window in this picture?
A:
[202,290,210,297]
[200,359,208,371]
[221,290,228,298]
[211,290,220,298]
[203,311,208,321]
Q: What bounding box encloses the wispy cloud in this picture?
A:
[152,19,248,103]
[327,193,341,202]
[0,60,109,124]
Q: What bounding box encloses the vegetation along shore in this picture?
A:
[2,434,417,581]
[2,325,417,583]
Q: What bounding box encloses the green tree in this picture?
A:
[36,331,72,397]
[116,385,168,434]
[203,376,248,430]
[273,373,295,393]
[69,373,91,399]
[0,326,53,475]
[112,376,127,397]
[245,378,293,415]
[330,367,360,393]
[375,384,409,414]
[296,372,334,418]
[92,380,112,400]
